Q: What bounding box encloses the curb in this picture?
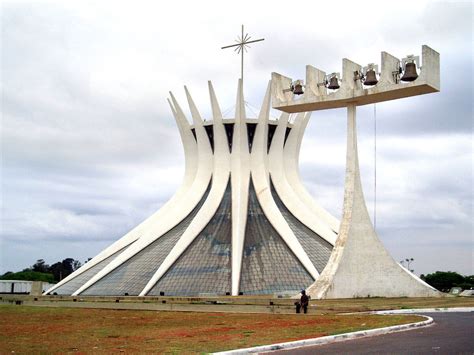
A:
[372,307,474,314]
[213,314,434,354]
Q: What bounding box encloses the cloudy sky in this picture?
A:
[1,0,472,276]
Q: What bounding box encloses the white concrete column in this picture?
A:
[45,95,199,296]
[139,85,231,296]
[231,79,251,295]
[251,85,319,280]
[72,90,214,296]
[307,104,440,299]
[269,112,337,246]
[283,112,340,234]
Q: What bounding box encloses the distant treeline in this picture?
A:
[1,260,472,292]
[420,272,474,292]
[0,258,90,283]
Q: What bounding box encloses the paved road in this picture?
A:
[273,313,474,354]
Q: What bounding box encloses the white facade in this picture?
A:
[45,80,337,297]
[0,280,55,294]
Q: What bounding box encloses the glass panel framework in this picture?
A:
[267,123,277,153]
[67,174,329,296]
[51,244,132,295]
[148,179,232,296]
[204,125,214,153]
[80,181,212,296]
[284,127,292,146]
[223,123,234,152]
[270,178,333,273]
[246,123,257,153]
[239,180,314,295]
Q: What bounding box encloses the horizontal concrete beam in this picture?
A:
[271,45,439,113]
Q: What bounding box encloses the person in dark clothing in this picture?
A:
[300,289,309,313]
[295,289,309,313]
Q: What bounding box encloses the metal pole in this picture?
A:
[221,26,264,83]
[241,25,244,82]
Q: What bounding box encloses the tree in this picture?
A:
[72,259,82,271]
[32,259,49,273]
[0,270,55,283]
[423,271,467,291]
[49,258,82,282]
[2,257,84,283]
[49,262,65,282]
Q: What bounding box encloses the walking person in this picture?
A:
[300,289,309,314]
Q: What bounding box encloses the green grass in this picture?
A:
[0,305,425,353]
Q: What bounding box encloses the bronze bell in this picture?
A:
[364,69,378,86]
[292,83,304,95]
[327,76,340,90]
[401,62,418,82]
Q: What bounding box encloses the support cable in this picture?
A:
[374,103,377,229]
[222,104,236,117]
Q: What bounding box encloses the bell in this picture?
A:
[292,83,304,95]
[364,69,378,86]
[327,76,340,90]
[401,62,418,82]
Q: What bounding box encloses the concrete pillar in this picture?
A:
[30,281,43,296]
[307,105,441,299]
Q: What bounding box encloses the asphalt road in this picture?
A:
[272,312,474,354]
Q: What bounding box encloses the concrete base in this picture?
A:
[0,294,300,314]
[307,105,441,299]
[30,281,44,296]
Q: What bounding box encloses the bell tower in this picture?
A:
[271,45,441,298]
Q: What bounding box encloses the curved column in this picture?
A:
[166,96,199,201]
[269,112,337,246]
[250,83,319,280]
[72,90,213,296]
[139,83,231,296]
[44,96,199,295]
[231,79,251,295]
[283,112,340,233]
[307,105,440,299]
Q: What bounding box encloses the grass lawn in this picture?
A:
[0,305,424,353]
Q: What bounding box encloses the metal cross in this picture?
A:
[221,25,264,83]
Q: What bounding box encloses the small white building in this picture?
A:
[0,280,55,294]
